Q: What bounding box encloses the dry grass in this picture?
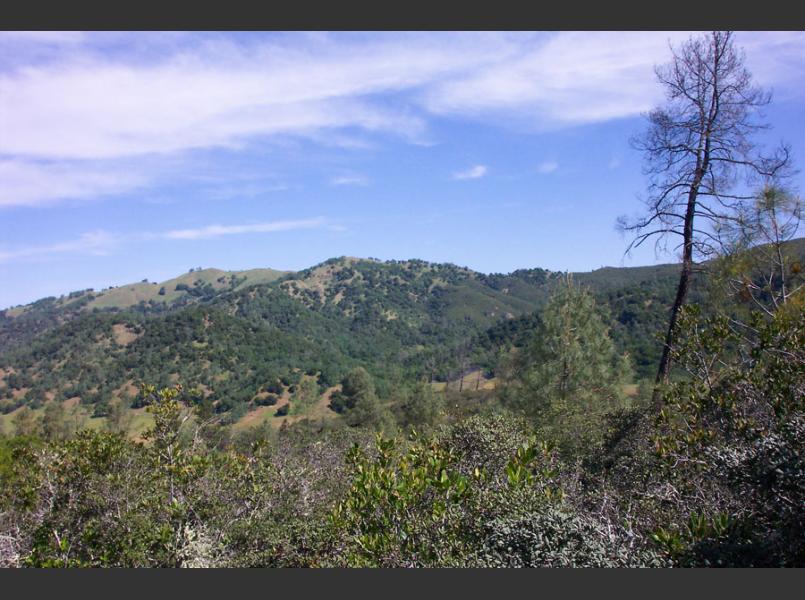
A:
[622,383,640,397]
[112,324,141,346]
[63,397,81,409]
[233,384,340,431]
[431,370,496,392]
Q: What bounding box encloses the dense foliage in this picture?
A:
[0,251,727,419]
[499,279,632,455]
[0,240,803,568]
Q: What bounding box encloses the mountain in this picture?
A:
[2,238,801,424]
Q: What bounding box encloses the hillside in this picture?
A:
[0,267,287,352]
[2,239,801,423]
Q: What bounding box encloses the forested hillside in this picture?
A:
[5,239,804,428]
[0,254,685,419]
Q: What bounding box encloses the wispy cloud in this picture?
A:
[0,218,331,263]
[453,164,488,180]
[423,32,695,125]
[536,160,558,174]
[0,231,118,263]
[2,32,803,207]
[423,31,805,127]
[0,31,86,45]
[202,182,290,200]
[0,32,506,162]
[161,217,326,240]
[0,159,147,208]
[330,175,369,186]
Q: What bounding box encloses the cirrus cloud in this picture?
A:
[452,164,488,180]
[330,174,369,186]
[0,217,332,264]
[536,160,559,174]
[2,31,803,208]
[160,217,327,240]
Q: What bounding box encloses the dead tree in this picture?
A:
[618,31,791,398]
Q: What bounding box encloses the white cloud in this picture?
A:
[0,218,330,263]
[202,182,290,200]
[536,161,559,174]
[453,164,488,180]
[330,175,369,186]
[739,31,805,98]
[0,31,86,45]
[2,31,804,207]
[161,217,326,240]
[0,230,118,263]
[608,157,622,170]
[0,159,146,207]
[0,33,513,162]
[422,31,805,127]
[423,32,694,125]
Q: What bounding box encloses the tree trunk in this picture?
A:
[653,136,711,403]
[654,255,692,388]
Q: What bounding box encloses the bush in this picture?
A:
[473,508,666,567]
[255,394,278,407]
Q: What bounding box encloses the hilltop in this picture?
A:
[0,267,287,351]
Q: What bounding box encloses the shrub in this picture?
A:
[255,394,278,407]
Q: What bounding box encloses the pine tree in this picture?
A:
[340,367,389,430]
[714,184,803,317]
[618,31,791,391]
[500,277,632,454]
[401,381,444,430]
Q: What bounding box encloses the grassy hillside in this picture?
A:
[84,267,288,310]
[0,267,287,352]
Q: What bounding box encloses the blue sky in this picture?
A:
[2,31,804,309]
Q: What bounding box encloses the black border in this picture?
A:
[2,566,804,595]
[3,0,804,30]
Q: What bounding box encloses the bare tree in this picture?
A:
[618,31,791,394]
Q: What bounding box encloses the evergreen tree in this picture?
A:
[338,367,388,429]
[714,184,803,316]
[500,277,632,454]
[401,381,444,430]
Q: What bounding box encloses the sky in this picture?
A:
[2,31,805,309]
